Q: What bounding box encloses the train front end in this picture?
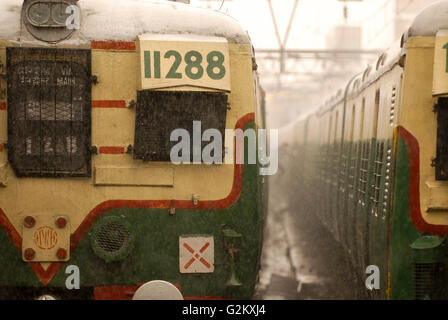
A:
[0,0,266,299]
[391,1,448,300]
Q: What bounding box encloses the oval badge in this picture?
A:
[33,226,58,250]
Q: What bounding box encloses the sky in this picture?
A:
[189,0,399,50]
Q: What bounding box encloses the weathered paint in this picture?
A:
[0,11,266,298]
[0,41,256,241]
[287,32,448,300]
[0,121,264,299]
[400,36,448,229]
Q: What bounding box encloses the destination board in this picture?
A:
[137,34,231,91]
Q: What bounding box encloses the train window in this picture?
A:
[334,111,339,142]
[133,91,228,162]
[7,47,92,177]
[348,105,356,191]
[359,98,366,140]
[435,97,448,180]
[349,105,356,142]
[327,115,333,144]
[373,90,380,138]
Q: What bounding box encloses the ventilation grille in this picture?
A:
[90,218,133,262]
[413,263,443,300]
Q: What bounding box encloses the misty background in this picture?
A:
[190,0,438,130]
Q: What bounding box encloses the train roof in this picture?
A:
[316,0,448,117]
[316,39,404,117]
[0,0,251,45]
[407,0,448,38]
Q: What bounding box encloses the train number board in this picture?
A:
[433,30,448,96]
[137,34,231,91]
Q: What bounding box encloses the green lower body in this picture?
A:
[390,136,448,299]
[296,134,448,299]
[0,124,267,300]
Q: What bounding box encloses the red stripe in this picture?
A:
[91,41,136,51]
[399,126,448,236]
[199,257,211,269]
[93,284,228,300]
[183,243,195,254]
[0,209,21,251]
[92,100,127,109]
[0,145,3,152]
[184,296,230,300]
[99,146,125,155]
[184,258,196,270]
[0,113,255,286]
[94,285,139,300]
[199,242,210,253]
[0,102,6,110]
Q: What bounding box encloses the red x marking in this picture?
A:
[183,242,211,270]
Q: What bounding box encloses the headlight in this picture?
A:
[27,2,71,27]
[22,0,79,42]
[51,3,69,25]
[28,3,51,26]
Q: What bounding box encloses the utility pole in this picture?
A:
[338,0,363,22]
[267,0,300,89]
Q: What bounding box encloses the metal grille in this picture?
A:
[94,221,131,255]
[435,98,448,180]
[348,143,357,193]
[413,263,443,300]
[370,142,384,205]
[134,91,228,162]
[358,142,369,205]
[7,47,91,177]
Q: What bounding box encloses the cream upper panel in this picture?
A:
[400,36,448,226]
[0,42,256,232]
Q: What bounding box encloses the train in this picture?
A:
[285,0,448,300]
[0,0,267,299]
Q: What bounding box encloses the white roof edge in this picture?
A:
[0,0,251,45]
[316,39,404,116]
[407,0,448,37]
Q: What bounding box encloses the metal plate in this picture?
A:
[179,236,214,274]
[94,166,174,187]
[134,91,227,162]
[137,34,231,91]
[22,215,70,262]
[7,47,91,177]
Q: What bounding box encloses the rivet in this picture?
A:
[56,248,67,260]
[56,217,67,229]
[24,216,36,229]
[24,248,35,261]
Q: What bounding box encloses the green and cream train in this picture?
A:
[288,1,448,300]
[0,0,267,299]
